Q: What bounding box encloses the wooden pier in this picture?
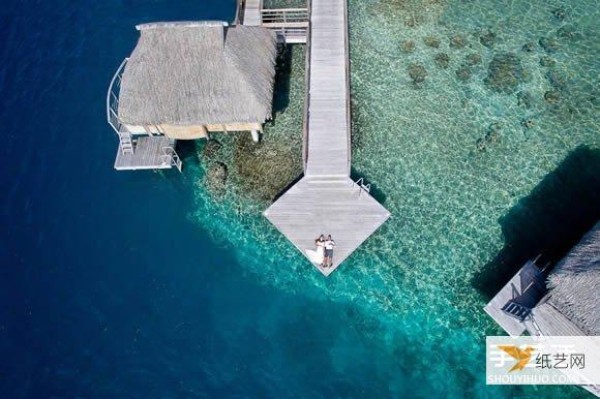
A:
[241,0,262,26]
[262,0,390,275]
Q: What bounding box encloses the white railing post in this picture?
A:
[106,58,129,134]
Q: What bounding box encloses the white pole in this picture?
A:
[251,129,260,143]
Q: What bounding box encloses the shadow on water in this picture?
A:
[270,44,294,118]
[176,140,200,167]
[350,167,388,205]
[472,145,600,300]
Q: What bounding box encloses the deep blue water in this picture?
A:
[0,1,422,397]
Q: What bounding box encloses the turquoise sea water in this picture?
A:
[191,0,600,398]
[1,0,599,398]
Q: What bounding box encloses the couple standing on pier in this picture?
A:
[311,234,336,268]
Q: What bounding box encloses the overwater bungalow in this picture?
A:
[107,21,278,171]
[484,221,600,396]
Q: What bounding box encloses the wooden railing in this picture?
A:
[261,8,309,27]
[272,27,308,43]
[161,145,183,172]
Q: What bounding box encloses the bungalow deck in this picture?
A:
[483,259,547,336]
[114,136,180,171]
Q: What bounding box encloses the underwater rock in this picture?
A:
[521,119,535,129]
[521,42,536,53]
[517,91,533,109]
[476,138,487,152]
[544,90,561,104]
[401,40,416,53]
[404,15,421,28]
[205,162,228,194]
[539,56,556,67]
[552,7,567,21]
[539,37,560,53]
[450,34,467,49]
[202,139,222,159]
[479,29,496,48]
[466,53,482,66]
[476,123,502,151]
[434,53,450,69]
[408,63,428,85]
[423,36,441,48]
[456,66,472,82]
[485,123,502,143]
[590,92,600,107]
[484,53,527,94]
[546,70,567,90]
[557,25,581,41]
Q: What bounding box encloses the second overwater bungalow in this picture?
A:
[107,21,278,171]
[485,221,600,397]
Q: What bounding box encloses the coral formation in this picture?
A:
[466,53,482,66]
[539,37,560,53]
[517,91,533,109]
[552,6,567,21]
[204,161,228,196]
[521,119,535,129]
[434,53,450,69]
[423,36,441,48]
[521,42,536,53]
[408,63,428,85]
[449,34,467,49]
[539,56,556,67]
[476,123,502,151]
[484,53,527,94]
[202,139,222,159]
[456,66,472,82]
[479,29,496,48]
[544,90,561,104]
[401,40,416,53]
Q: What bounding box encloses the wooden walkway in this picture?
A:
[305,0,350,177]
[242,0,262,26]
[263,0,390,275]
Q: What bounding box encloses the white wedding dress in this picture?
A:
[305,242,325,266]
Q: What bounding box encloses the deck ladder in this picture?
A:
[161,146,183,172]
[502,301,532,321]
[119,132,134,154]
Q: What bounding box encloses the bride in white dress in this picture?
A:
[305,235,325,267]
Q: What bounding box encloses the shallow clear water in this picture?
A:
[1,0,598,398]
[190,0,600,398]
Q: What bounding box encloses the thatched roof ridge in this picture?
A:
[136,21,226,30]
[118,22,277,126]
[546,221,600,334]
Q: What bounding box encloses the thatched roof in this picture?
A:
[118,22,278,126]
[545,221,600,335]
